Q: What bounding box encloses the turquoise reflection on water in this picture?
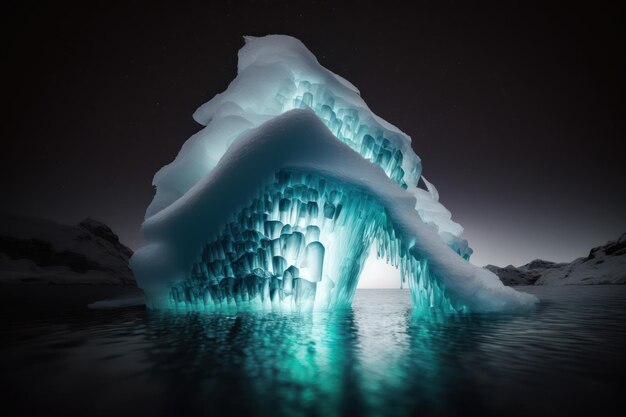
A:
[1,287,625,417]
[139,289,446,417]
[143,290,416,417]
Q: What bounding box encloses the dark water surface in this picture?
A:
[1,286,625,417]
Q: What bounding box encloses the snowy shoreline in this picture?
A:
[486,233,626,286]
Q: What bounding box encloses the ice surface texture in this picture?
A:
[130,35,537,313]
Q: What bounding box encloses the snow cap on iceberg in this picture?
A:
[131,35,538,314]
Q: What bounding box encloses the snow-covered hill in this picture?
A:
[486,234,626,286]
[0,215,135,285]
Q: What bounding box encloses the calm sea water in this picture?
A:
[1,286,625,417]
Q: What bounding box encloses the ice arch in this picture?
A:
[164,166,455,314]
[131,111,536,313]
[130,35,537,314]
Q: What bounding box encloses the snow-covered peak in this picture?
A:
[486,234,626,286]
[0,215,134,285]
[148,35,426,219]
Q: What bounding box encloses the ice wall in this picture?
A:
[131,36,538,314]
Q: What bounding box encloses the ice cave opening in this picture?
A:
[161,170,469,315]
[357,247,402,289]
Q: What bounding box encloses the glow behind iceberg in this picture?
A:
[130,35,537,314]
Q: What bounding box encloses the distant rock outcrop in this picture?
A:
[0,215,135,285]
[485,260,567,286]
[486,233,626,286]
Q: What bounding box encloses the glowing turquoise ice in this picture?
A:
[167,171,465,314]
[281,80,413,189]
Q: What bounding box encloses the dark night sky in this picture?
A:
[2,1,625,267]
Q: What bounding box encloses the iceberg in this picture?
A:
[130,35,537,314]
